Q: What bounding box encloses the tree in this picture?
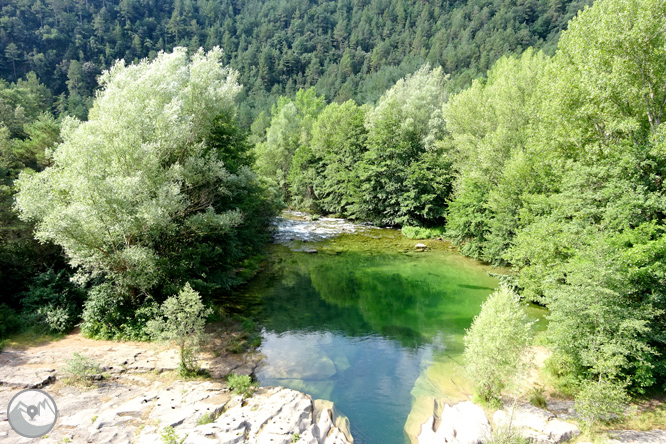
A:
[146,283,212,375]
[310,100,369,216]
[5,44,20,80]
[15,47,272,337]
[463,286,534,403]
[358,64,449,226]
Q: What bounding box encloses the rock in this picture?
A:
[415,243,427,251]
[608,430,666,444]
[314,399,353,443]
[494,404,580,444]
[418,401,490,444]
[544,419,580,443]
[0,367,55,388]
[181,387,352,444]
[305,249,318,254]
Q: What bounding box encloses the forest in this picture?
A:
[1,0,665,432]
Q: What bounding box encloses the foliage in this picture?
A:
[485,426,531,444]
[0,304,22,339]
[160,426,183,444]
[64,352,102,384]
[528,386,547,409]
[146,283,212,376]
[447,0,666,402]
[308,100,369,217]
[463,286,534,403]
[358,65,450,226]
[401,226,445,240]
[14,48,278,338]
[21,269,85,334]
[227,373,256,398]
[575,379,630,429]
[0,0,589,125]
[196,412,219,426]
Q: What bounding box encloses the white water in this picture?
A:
[273,211,376,244]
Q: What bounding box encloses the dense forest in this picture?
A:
[0,0,590,125]
[1,0,665,429]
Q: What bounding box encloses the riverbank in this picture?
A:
[0,330,353,444]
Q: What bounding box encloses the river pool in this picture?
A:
[231,214,544,444]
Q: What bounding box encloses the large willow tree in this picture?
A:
[15,48,275,339]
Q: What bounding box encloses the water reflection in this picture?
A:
[236,244,501,444]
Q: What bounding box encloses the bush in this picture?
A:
[529,386,547,409]
[147,283,212,376]
[401,225,446,239]
[0,304,22,338]
[575,379,629,429]
[160,426,182,444]
[81,283,158,341]
[21,269,85,334]
[463,285,534,402]
[64,352,102,384]
[227,373,256,398]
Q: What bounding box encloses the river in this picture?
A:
[231,212,545,444]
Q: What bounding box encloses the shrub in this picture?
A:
[575,379,629,429]
[0,304,22,338]
[227,373,256,398]
[21,269,85,334]
[401,225,446,239]
[463,285,534,403]
[64,352,102,384]
[147,283,212,376]
[80,283,157,340]
[529,386,547,409]
[160,426,182,444]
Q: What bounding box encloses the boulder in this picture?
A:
[415,243,427,251]
[494,404,581,444]
[418,401,490,444]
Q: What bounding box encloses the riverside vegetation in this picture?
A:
[0,0,664,436]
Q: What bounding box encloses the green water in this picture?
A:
[233,229,544,444]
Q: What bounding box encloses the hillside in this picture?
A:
[0,0,590,124]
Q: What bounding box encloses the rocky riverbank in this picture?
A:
[417,400,666,444]
[0,332,353,444]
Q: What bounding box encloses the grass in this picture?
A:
[196,409,222,426]
[401,225,446,240]
[227,373,256,398]
[62,352,104,386]
[606,400,666,431]
[2,330,66,350]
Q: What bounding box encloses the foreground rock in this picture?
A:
[1,381,353,444]
[183,387,352,444]
[419,401,490,444]
[417,401,581,444]
[494,404,581,443]
[608,430,666,444]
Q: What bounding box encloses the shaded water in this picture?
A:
[233,215,545,444]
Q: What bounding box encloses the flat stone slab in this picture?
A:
[0,367,55,388]
[608,430,666,444]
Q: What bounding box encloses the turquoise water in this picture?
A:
[233,226,543,444]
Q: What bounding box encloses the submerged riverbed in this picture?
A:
[230,213,544,444]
